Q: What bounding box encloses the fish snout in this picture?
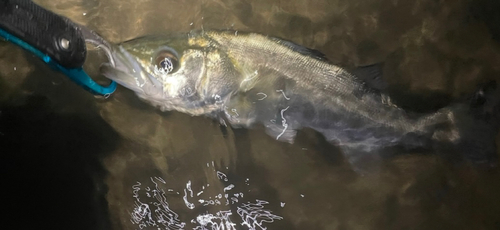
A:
[100,47,165,97]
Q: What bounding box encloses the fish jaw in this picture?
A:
[100,46,165,99]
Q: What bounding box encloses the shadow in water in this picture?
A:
[0,77,120,229]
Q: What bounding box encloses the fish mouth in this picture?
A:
[80,25,116,67]
[79,25,153,94]
[100,46,164,97]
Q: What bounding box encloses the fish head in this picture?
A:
[101,31,237,114]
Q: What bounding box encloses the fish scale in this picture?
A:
[209,32,417,130]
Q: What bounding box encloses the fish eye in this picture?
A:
[154,49,179,74]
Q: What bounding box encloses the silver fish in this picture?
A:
[101,30,499,171]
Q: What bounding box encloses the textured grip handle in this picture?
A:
[0,0,86,68]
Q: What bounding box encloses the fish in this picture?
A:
[100,30,500,172]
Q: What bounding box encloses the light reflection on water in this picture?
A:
[129,167,284,229]
[1,0,500,229]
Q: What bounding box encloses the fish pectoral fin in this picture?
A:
[264,122,297,144]
[351,63,388,91]
[239,67,262,92]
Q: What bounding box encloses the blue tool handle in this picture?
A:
[0,26,117,95]
[0,0,86,68]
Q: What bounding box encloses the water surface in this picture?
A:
[1,0,500,229]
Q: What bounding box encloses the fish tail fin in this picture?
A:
[445,81,500,166]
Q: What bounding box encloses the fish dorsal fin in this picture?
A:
[351,63,388,91]
[269,37,328,61]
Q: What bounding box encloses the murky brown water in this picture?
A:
[2,0,500,229]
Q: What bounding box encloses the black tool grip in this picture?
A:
[0,0,86,68]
